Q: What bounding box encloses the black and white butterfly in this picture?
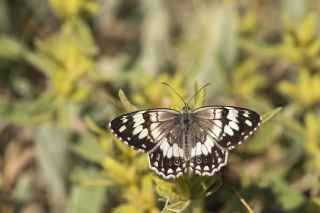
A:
[109,85,261,179]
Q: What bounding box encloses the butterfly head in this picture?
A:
[182,105,191,112]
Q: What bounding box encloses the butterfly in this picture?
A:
[109,84,261,179]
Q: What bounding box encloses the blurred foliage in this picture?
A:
[0,0,320,212]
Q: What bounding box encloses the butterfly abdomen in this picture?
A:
[180,129,190,162]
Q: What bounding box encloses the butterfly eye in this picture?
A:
[203,158,208,163]
[168,159,173,166]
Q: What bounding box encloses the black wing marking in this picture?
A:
[148,129,187,179]
[192,106,261,150]
[109,108,180,152]
[188,126,228,176]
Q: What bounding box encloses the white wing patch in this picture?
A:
[245,119,253,126]
[228,121,239,130]
[119,125,126,132]
[132,125,143,135]
[224,125,234,136]
[138,128,148,139]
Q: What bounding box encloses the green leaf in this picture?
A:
[35,124,68,201]
[84,115,106,136]
[239,38,283,58]
[0,93,56,126]
[161,200,190,213]
[246,121,277,153]
[119,89,138,112]
[69,18,97,55]
[153,176,191,202]
[269,178,305,210]
[113,204,140,213]
[0,35,26,60]
[190,174,221,199]
[296,13,317,45]
[261,107,282,125]
[280,115,305,144]
[193,82,206,108]
[71,134,106,163]
[102,157,136,185]
[70,167,112,188]
[68,185,106,213]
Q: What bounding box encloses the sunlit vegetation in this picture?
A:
[0,0,320,212]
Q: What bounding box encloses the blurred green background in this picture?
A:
[1,0,320,212]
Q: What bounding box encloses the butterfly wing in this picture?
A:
[188,126,229,176]
[109,108,180,152]
[110,108,187,179]
[192,106,261,150]
[148,127,187,179]
[188,106,261,176]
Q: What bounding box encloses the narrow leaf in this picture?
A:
[119,89,138,112]
[35,124,68,205]
[261,107,282,125]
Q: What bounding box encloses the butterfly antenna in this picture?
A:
[161,82,187,106]
[186,83,211,106]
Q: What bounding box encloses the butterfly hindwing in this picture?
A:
[192,106,261,150]
[188,127,229,176]
[148,131,187,179]
[109,109,180,152]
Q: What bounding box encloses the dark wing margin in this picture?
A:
[192,106,261,150]
[109,108,180,152]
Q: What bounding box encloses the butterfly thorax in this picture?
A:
[180,107,192,128]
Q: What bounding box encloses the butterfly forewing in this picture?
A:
[192,106,261,150]
[109,109,180,152]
